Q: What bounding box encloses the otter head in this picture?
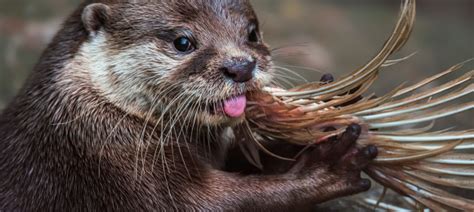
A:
[80,0,273,127]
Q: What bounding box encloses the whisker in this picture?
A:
[270,42,311,53]
[273,66,309,82]
[276,63,325,74]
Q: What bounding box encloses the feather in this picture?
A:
[245,0,474,209]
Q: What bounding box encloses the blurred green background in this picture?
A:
[0,0,473,127]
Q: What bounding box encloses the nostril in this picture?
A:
[221,67,237,79]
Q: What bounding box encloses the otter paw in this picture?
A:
[288,124,378,203]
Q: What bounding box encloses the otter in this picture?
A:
[0,0,377,211]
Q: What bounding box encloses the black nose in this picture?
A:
[221,58,256,83]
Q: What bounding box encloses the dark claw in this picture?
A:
[347,124,362,136]
[320,74,335,84]
[365,145,378,159]
[358,179,371,191]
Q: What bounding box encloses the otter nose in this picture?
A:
[221,58,256,83]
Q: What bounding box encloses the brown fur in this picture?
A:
[0,1,375,211]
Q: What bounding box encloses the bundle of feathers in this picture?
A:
[244,0,474,210]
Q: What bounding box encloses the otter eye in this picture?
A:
[248,29,259,43]
[173,37,195,53]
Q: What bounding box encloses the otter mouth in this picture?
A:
[205,94,247,118]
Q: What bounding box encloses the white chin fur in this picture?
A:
[198,111,245,127]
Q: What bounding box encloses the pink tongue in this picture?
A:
[223,95,247,118]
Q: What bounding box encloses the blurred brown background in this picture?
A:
[0,0,473,127]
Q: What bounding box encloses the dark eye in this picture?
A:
[173,37,195,53]
[248,29,259,43]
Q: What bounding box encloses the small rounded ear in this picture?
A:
[82,3,112,33]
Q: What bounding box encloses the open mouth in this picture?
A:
[206,94,247,118]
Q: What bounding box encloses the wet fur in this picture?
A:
[0,1,374,211]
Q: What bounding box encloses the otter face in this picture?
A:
[80,0,273,126]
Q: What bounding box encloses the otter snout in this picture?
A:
[221,57,256,83]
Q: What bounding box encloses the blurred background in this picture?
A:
[1,0,472,127]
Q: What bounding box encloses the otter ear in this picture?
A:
[82,3,112,34]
